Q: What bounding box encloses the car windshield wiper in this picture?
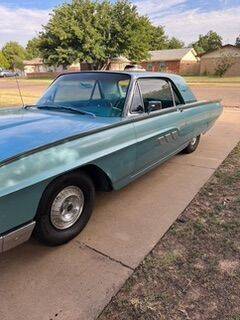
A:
[32,104,96,118]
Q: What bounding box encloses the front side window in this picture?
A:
[138,78,175,110]
[37,73,131,117]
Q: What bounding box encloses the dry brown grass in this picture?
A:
[99,143,240,320]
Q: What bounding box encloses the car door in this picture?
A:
[130,78,186,173]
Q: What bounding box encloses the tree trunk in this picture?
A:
[101,59,111,70]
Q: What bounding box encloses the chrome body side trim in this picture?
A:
[0,236,3,252]
[0,221,35,253]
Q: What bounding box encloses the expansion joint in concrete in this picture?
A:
[78,241,134,271]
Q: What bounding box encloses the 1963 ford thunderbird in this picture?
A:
[0,71,223,252]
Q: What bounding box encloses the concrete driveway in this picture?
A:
[190,84,240,107]
[0,109,240,320]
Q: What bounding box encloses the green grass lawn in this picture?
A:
[184,76,240,84]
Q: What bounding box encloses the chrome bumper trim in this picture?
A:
[0,221,36,253]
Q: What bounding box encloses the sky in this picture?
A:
[0,0,239,48]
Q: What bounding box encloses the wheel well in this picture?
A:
[76,164,113,192]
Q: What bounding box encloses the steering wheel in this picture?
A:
[103,99,123,116]
[113,98,125,110]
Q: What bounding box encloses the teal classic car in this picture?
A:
[0,72,222,252]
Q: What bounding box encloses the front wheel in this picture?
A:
[34,172,95,246]
[182,135,200,154]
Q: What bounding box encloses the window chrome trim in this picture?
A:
[127,80,145,117]
[0,236,3,252]
[169,80,177,108]
[128,105,179,121]
[126,77,179,118]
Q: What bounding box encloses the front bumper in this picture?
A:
[0,221,35,253]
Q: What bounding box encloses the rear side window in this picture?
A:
[138,78,175,109]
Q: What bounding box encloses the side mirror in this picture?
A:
[136,105,144,113]
[146,101,163,113]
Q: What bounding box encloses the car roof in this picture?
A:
[59,70,183,82]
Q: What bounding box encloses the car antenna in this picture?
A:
[15,75,25,107]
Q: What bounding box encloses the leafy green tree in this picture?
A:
[38,0,163,69]
[2,41,26,70]
[0,51,10,69]
[167,37,184,49]
[193,31,222,54]
[236,35,240,48]
[26,37,41,59]
[148,25,168,50]
[109,0,154,64]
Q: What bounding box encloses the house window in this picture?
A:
[158,62,166,71]
[146,63,153,71]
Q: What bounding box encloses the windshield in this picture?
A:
[37,73,131,117]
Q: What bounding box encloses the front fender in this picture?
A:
[0,122,136,234]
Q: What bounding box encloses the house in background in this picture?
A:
[108,56,131,70]
[141,48,200,75]
[200,45,240,76]
[23,58,44,74]
[24,50,201,77]
[23,58,81,78]
[80,56,131,71]
[24,56,131,77]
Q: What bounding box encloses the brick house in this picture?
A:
[23,58,81,78]
[141,48,200,75]
[80,56,131,71]
[200,45,240,76]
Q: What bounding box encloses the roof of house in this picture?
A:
[111,56,130,63]
[146,48,197,62]
[23,58,43,66]
[200,44,240,59]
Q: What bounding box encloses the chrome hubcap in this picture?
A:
[190,137,197,146]
[50,186,84,230]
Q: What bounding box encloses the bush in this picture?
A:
[215,53,235,77]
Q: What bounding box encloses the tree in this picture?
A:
[148,26,168,50]
[2,41,26,70]
[0,51,10,69]
[236,35,240,48]
[103,0,154,64]
[38,0,162,69]
[26,37,41,59]
[167,37,184,49]
[193,31,222,54]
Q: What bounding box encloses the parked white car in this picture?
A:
[0,69,19,77]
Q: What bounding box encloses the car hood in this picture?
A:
[0,107,122,163]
